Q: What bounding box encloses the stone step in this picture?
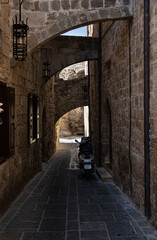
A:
[96,167,112,182]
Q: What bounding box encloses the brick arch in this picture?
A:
[55,76,89,122]
[10,0,133,53]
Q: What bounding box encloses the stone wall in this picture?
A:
[59,62,86,136]
[0,2,12,214]
[101,20,134,195]
[88,25,100,167]
[0,3,56,215]
[150,0,157,227]
[55,77,89,122]
[89,0,146,219]
[0,58,56,215]
[41,76,56,162]
[0,3,10,82]
[60,107,84,137]
[89,60,100,166]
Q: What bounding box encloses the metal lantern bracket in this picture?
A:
[13,0,29,61]
[42,62,50,82]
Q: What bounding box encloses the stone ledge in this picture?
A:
[96,167,112,182]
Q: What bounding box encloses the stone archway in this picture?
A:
[59,107,85,137]
[10,0,133,53]
[55,76,89,123]
[41,35,98,77]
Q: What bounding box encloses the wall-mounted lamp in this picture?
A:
[42,62,50,81]
[42,49,51,81]
[13,0,29,61]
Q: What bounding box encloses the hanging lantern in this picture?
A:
[42,62,50,81]
[13,0,29,61]
[42,48,50,81]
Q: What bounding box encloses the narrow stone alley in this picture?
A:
[0,142,157,240]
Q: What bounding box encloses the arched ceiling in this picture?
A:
[10,0,133,53]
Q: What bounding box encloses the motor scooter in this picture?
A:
[75,137,95,178]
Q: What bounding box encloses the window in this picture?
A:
[0,82,15,163]
[28,94,39,144]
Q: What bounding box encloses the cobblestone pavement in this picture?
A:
[0,143,157,240]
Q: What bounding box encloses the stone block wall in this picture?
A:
[0,3,56,215]
[59,62,86,136]
[0,2,12,214]
[89,60,100,166]
[150,0,157,227]
[41,76,56,161]
[89,0,146,218]
[101,20,134,195]
[0,57,56,215]
[88,26,101,167]
[9,0,132,52]
[55,77,89,122]
[60,107,84,136]
[0,3,10,81]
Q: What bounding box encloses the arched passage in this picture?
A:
[41,36,98,77]
[59,107,85,137]
[55,77,89,123]
[10,0,133,53]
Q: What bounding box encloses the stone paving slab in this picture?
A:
[22,232,65,240]
[0,143,157,240]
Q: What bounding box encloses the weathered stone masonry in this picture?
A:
[41,35,98,77]
[150,0,157,227]
[55,76,88,123]
[59,62,86,136]
[90,16,144,214]
[3,0,156,229]
[0,3,57,214]
[0,3,12,214]
[10,0,133,52]
[89,0,157,227]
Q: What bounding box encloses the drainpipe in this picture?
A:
[128,19,133,195]
[98,23,102,167]
[88,61,92,138]
[144,0,151,217]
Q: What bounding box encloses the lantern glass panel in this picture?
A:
[13,21,28,61]
[42,62,50,81]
